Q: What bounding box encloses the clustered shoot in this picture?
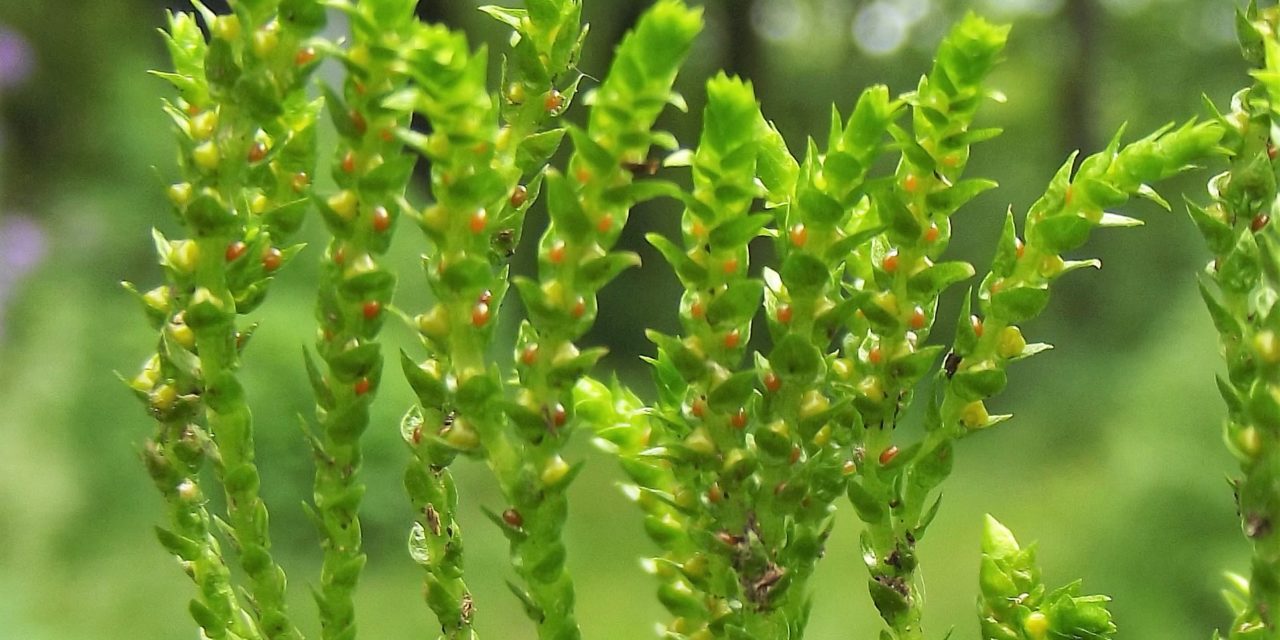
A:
[592,9,1221,640]
[494,3,699,638]
[127,0,325,638]
[302,0,426,636]
[1191,2,1280,638]
[395,0,588,636]
[124,1,1280,639]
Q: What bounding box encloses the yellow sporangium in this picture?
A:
[1023,611,1049,639]
[961,400,989,429]
[997,325,1026,359]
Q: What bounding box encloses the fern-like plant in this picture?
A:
[126,2,1269,639]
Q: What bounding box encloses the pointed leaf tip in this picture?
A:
[982,514,1020,557]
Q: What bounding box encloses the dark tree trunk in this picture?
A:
[722,0,760,83]
[416,2,451,27]
[610,0,650,46]
[1063,0,1099,153]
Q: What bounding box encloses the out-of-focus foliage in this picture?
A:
[0,1,1250,639]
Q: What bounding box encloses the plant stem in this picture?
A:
[306,1,420,635]
[398,5,585,635]
[134,1,325,635]
[1197,8,1280,632]
[504,5,701,636]
[143,413,260,640]
[193,242,300,639]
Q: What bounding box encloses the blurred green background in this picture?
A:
[0,0,1253,637]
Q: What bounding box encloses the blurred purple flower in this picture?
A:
[0,215,46,342]
[1,216,43,270]
[0,26,33,89]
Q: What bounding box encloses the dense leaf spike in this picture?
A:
[134,0,328,638]
[307,1,423,637]
[1193,6,1280,637]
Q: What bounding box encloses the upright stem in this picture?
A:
[194,244,300,640]
[830,18,1009,638]
[141,404,259,640]
[398,5,585,636]
[307,1,420,636]
[506,5,701,636]
[1197,10,1280,632]
[132,1,324,636]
